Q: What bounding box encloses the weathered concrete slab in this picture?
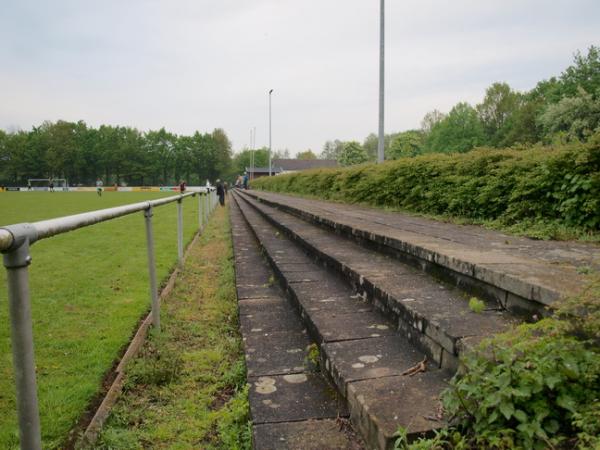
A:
[248,373,347,424]
[238,297,294,316]
[253,419,364,450]
[347,371,451,450]
[244,330,311,377]
[281,270,331,283]
[308,310,396,343]
[322,336,425,396]
[299,295,373,315]
[240,309,306,335]
[277,263,319,272]
[237,284,283,300]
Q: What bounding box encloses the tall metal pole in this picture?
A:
[377,0,385,163]
[3,241,42,450]
[250,128,254,181]
[269,89,273,176]
[144,207,160,331]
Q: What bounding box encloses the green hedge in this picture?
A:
[253,135,600,231]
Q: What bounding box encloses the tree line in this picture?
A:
[0,123,233,186]
[320,46,600,166]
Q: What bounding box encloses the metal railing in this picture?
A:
[0,188,219,450]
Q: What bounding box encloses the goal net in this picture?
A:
[27,178,68,191]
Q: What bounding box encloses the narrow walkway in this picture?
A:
[230,200,364,450]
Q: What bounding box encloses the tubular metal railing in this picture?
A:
[0,187,220,450]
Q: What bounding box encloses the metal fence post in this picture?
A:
[3,240,42,450]
[177,197,183,264]
[144,207,160,330]
[198,192,203,230]
[203,193,208,225]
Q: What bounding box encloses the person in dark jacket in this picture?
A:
[216,179,225,206]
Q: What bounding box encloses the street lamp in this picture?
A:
[269,89,273,176]
[377,0,385,163]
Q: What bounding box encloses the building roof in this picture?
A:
[245,167,283,174]
[272,159,338,171]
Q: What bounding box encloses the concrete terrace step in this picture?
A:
[232,192,451,449]
[236,191,515,370]
[230,200,364,450]
[242,190,600,315]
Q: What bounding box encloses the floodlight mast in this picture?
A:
[269,89,273,176]
[377,0,385,164]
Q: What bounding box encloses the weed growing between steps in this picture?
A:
[95,207,251,449]
[395,277,600,450]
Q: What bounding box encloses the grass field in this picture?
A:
[0,192,202,449]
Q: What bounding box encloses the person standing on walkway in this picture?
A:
[179,180,186,193]
[216,179,225,206]
[96,178,103,196]
[243,172,249,190]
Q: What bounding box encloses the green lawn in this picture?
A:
[0,192,202,449]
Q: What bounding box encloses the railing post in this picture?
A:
[198,191,203,231]
[144,207,160,331]
[203,192,208,224]
[3,240,42,450]
[177,197,183,264]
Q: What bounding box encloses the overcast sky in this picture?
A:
[1,1,598,155]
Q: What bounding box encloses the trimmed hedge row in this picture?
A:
[253,135,600,231]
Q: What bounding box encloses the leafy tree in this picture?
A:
[320,140,345,160]
[387,130,425,159]
[232,148,269,176]
[500,98,544,146]
[420,109,446,134]
[296,150,317,160]
[476,82,521,146]
[538,87,600,142]
[362,133,389,161]
[338,141,368,166]
[425,102,486,153]
[558,46,600,99]
[273,149,291,159]
[0,121,233,186]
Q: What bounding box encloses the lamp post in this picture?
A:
[377,0,385,163]
[249,128,254,181]
[269,89,273,176]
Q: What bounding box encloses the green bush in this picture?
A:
[395,278,600,450]
[253,135,600,233]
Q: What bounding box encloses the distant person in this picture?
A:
[216,179,225,206]
[224,181,229,195]
[27,181,32,191]
[179,180,186,193]
[96,178,103,196]
[243,172,249,190]
[48,179,54,192]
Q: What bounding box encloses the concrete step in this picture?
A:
[232,192,451,449]
[236,192,516,370]
[230,200,364,450]
[242,190,600,317]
